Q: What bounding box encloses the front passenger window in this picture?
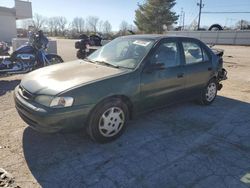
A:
[150,42,180,68]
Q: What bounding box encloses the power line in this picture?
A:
[202,11,250,14]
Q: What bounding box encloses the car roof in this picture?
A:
[120,34,196,41]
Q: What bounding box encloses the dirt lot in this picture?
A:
[0,41,250,188]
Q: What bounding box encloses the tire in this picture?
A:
[87,99,129,143]
[47,55,63,65]
[76,50,86,59]
[208,24,223,31]
[199,79,218,105]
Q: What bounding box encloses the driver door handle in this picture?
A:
[177,73,184,78]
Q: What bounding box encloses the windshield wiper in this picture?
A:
[85,59,133,69]
[83,58,96,64]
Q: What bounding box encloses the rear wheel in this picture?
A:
[199,79,218,105]
[87,99,129,143]
[48,56,63,65]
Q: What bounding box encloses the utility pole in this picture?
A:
[179,9,183,28]
[182,11,185,30]
[197,0,204,30]
[179,8,185,30]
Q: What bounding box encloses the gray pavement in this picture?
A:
[21,97,250,188]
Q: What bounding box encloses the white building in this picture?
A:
[0,0,32,42]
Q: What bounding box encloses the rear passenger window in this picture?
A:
[182,42,209,64]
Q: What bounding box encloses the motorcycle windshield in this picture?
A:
[15,45,35,54]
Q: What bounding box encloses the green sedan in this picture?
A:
[14,35,227,143]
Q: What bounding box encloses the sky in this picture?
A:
[1,0,250,30]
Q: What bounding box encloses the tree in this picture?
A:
[134,0,178,33]
[57,17,67,35]
[86,16,99,33]
[119,21,129,35]
[32,13,46,30]
[98,20,104,33]
[71,17,85,33]
[102,21,112,34]
[46,17,58,36]
[128,24,138,33]
[236,20,250,30]
[47,17,54,36]
[189,20,198,31]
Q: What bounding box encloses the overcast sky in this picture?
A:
[1,0,250,30]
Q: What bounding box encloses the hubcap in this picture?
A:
[206,82,217,102]
[98,107,125,137]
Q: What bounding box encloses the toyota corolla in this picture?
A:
[14,35,227,143]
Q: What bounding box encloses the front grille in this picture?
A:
[18,86,35,100]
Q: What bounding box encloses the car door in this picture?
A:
[181,39,213,98]
[139,38,186,111]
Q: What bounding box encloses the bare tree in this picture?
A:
[86,16,99,33]
[128,24,137,32]
[57,17,67,35]
[119,20,129,35]
[102,20,112,34]
[98,20,104,33]
[236,20,250,30]
[47,17,56,36]
[32,14,46,31]
[72,17,85,33]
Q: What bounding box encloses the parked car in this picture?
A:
[14,35,227,143]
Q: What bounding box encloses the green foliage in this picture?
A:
[134,0,179,34]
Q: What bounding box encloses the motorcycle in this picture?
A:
[75,34,102,59]
[0,31,63,75]
[0,41,10,56]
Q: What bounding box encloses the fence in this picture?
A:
[167,30,250,45]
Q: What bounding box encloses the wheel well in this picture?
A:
[212,76,217,80]
[92,95,134,120]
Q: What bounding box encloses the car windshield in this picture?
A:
[87,37,154,69]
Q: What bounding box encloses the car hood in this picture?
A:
[21,60,126,95]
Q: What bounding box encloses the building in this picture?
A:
[0,0,32,42]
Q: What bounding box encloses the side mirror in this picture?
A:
[144,63,166,73]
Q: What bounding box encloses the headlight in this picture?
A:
[35,95,53,107]
[35,95,74,108]
[50,97,74,108]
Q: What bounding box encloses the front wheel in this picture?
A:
[199,79,218,105]
[87,99,129,143]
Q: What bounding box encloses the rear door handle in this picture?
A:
[177,73,184,78]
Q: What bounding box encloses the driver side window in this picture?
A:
[150,42,180,68]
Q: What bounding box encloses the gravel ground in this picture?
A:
[0,41,250,188]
